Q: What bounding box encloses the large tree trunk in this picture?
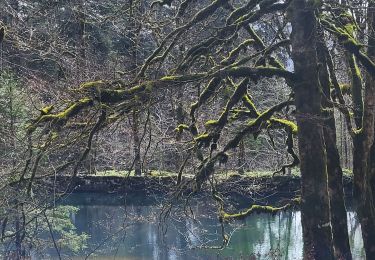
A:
[290,1,334,259]
[317,30,352,259]
[353,3,375,257]
[353,134,375,259]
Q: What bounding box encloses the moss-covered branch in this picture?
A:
[226,0,261,24]
[223,100,293,152]
[321,18,375,76]
[190,77,222,124]
[221,197,300,221]
[137,0,227,78]
[204,78,250,144]
[178,0,290,72]
[27,98,94,134]
[221,39,255,66]
[215,66,295,81]
[194,100,293,189]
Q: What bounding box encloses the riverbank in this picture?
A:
[41,172,354,204]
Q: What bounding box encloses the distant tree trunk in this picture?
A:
[290,1,334,259]
[317,31,352,259]
[76,0,86,80]
[132,110,142,176]
[129,0,142,176]
[174,89,185,171]
[237,139,245,174]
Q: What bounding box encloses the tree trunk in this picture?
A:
[237,139,245,174]
[128,0,142,176]
[353,3,375,257]
[290,1,334,259]
[317,30,352,259]
[132,110,142,176]
[76,0,86,80]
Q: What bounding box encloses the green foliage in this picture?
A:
[0,71,27,125]
[45,206,89,253]
[0,71,28,155]
[1,206,90,254]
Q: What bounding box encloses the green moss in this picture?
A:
[271,118,298,134]
[354,128,363,135]
[344,38,362,53]
[204,119,219,127]
[221,39,255,65]
[161,74,205,82]
[28,98,93,134]
[344,23,356,36]
[194,133,212,147]
[175,124,189,133]
[227,65,294,80]
[79,80,105,89]
[222,197,300,221]
[268,57,285,70]
[51,131,59,140]
[190,77,221,121]
[353,61,363,80]
[195,133,210,141]
[26,124,36,134]
[160,75,180,81]
[58,98,92,119]
[342,168,353,176]
[145,81,153,92]
[242,95,257,110]
[242,94,259,117]
[339,12,356,36]
[40,105,54,115]
[321,19,362,53]
[339,83,351,95]
[247,119,257,126]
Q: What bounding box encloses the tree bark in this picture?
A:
[290,1,334,259]
[353,2,375,258]
[317,31,352,259]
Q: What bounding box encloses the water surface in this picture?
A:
[38,193,365,259]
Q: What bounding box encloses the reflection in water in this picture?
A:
[36,193,364,260]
